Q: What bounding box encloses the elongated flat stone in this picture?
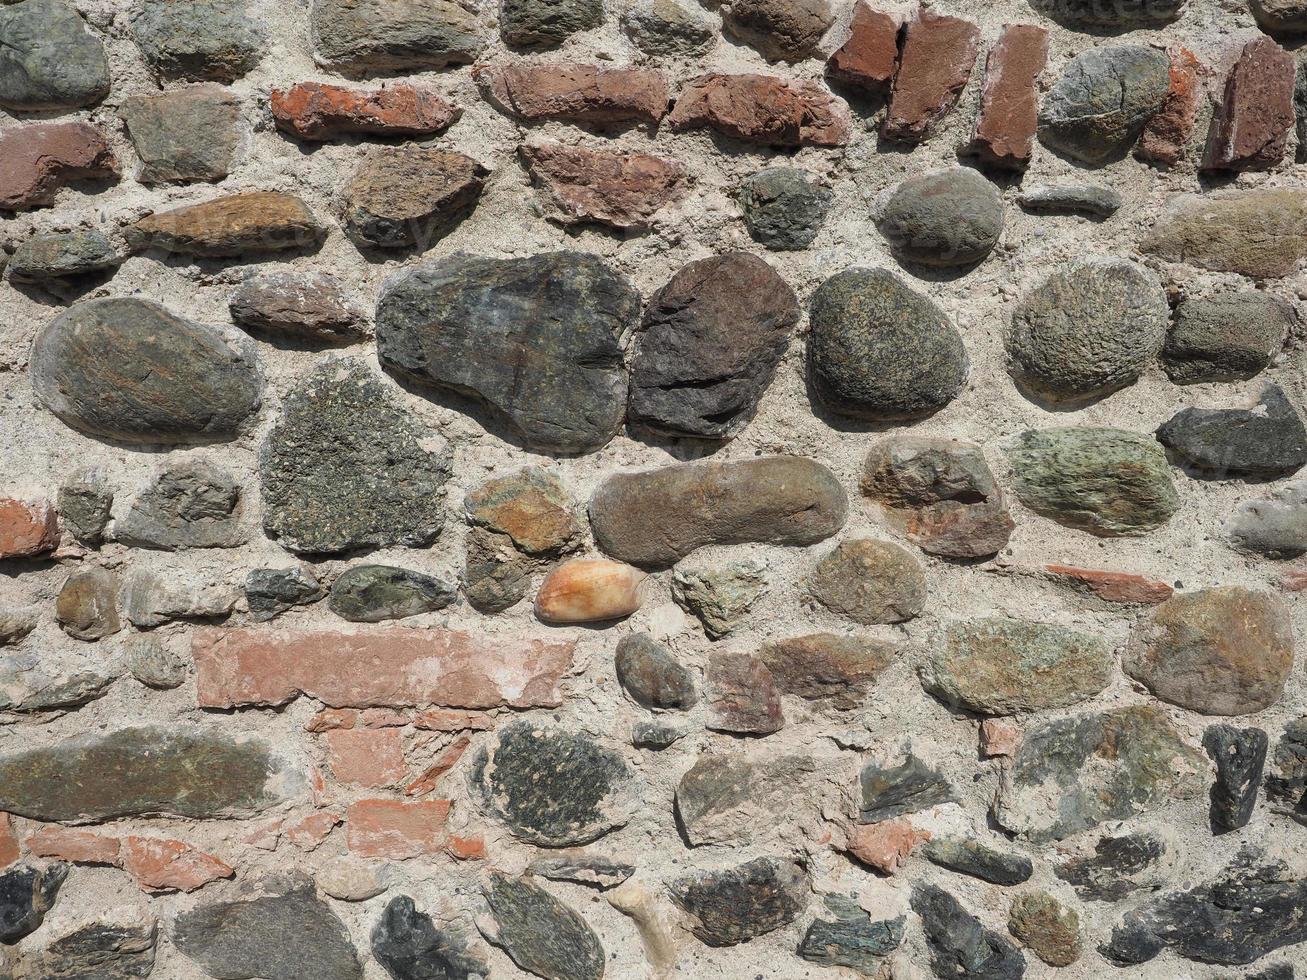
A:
[1141,189,1307,279]
[126,192,324,257]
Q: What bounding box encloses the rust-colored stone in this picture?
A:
[121,836,233,893]
[346,798,451,859]
[0,122,117,211]
[1137,47,1203,167]
[271,81,460,140]
[406,736,470,797]
[966,23,1048,170]
[474,63,669,124]
[882,8,979,143]
[325,729,407,788]
[842,818,930,873]
[668,72,851,147]
[26,826,121,865]
[126,192,325,257]
[0,498,59,558]
[826,3,900,94]
[192,627,575,709]
[519,142,685,231]
[1203,36,1294,172]
[706,651,784,735]
[0,814,17,869]
[1043,565,1174,605]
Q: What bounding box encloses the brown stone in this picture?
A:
[723,0,834,63]
[1203,36,1294,172]
[1042,565,1174,604]
[668,72,851,147]
[229,271,367,344]
[966,23,1048,170]
[842,818,930,874]
[126,192,324,257]
[706,651,783,735]
[121,836,233,893]
[325,729,407,787]
[519,142,685,231]
[55,567,121,641]
[882,8,979,143]
[0,499,59,558]
[346,798,451,859]
[809,538,926,625]
[464,467,579,555]
[342,145,487,249]
[1140,189,1307,279]
[1137,46,1202,166]
[474,63,669,125]
[1008,892,1080,967]
[760,633,897,709]
[191,627,575,709]
[0,122,117,211]
[0,814,17,869]
[826,3,899,93]
[271,81,460,140]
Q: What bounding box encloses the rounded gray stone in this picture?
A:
[0,0,110,111]
[739,167,832,251]
[124,635,187,689]
[130,0,265,81]
[1038,46,1170,165]
[622,0,716,55]
[7,230,120,285]
[1227,482,1307,558]
[1162,291,1293,384]
[327,565,457,622]
[879,168,1004,268]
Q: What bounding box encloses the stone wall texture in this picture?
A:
[3,0,1307,975]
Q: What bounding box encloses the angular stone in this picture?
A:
[230,271,367,345]
[0,652,115,711]
[529,853,635,889]
[377,251,638,455]
[1038,46,1170,165]
[1164,291,1291,385]
[462,528,533,613]
[1127,586,1293,716]
[852,826,938,875]
[124,635,187,689]
[995,706,1205,841]
[912,883,1025,980]
[1253,0,1307,32]
[922,617,1111,715]
[127,192,324,257]
[622,0,715,55]
[371,895,487,980]
[826,3,898,94]
[1142,188,1307,279]
[809,538,926,625]
[346,799,452,859]
[344,145,486,250]
[6,915,157,979]
[0,499,58,559]
[501,0,603,47]
[0,122,116,211]
[668,72,850,147]
[615,634,697,709]
[1158,384,1307,478]
[922,837,1033,886]
[1006,428,1179,536]
[723,0,833,62]
[807,268,968,420]
[1043,562,1173,607]
[967,24,1048,170]
[480,874,604,980]
[1203,724,1267,833]
[123,568,236,629]
[260,359,450,554]
[194,626,573,709]
[706,651,783,735]
[534,558,647,624]
[130,0,263,81]
[882,9,979,143]
[31,297,261,444]
[174,889,362,980]
[58,470,112,546]
[521,141,683,233]
[1227,482,1307,558]
[465,467,579,555]
[1138,46,1202,166]
[760,633,896,709]
[475,63,667,125]
[311,0,482,73]
[55,566,121,641]
[7,230,120,286]
[631,719,688,750]
[675,754,818,846]
[328,565,456,622]
[738,167,830,251]
[879,167,1002,269]
[860,755,956,822]
[1204,37,1294,172]
[0,726,294,822]
[799,896,903,975]
[121,836,233,893]
[0,864,67,944]
[245,567,322,622]
[1008,892,1079,967]
[670,857,808,947]
[272,82,458,141]
[119,84,242,184]
[1017,183,1121,217]
[1044,0,1184,27]
[116,462,244,550]
[0,0,110,110]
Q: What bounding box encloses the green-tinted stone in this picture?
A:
[0,0,110,111]
[130,0,264,81]
[739,167,831,250]
[8,230,120,285]
[327,564,456,622]
[798,896,903,975]
[1008,892,1080,967]
[479,873,604,980]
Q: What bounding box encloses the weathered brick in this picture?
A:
[1137,46,1202,166]
[126,192,324,257]
[121,836,233,893]
[826,2,899,94]
[325,729,407,788]
[1042,565,1174,604]
[271,82,460,141]
[474,63,668,124]
[412,708,496,732]
[0,814,17,869]
[284,810,342,850]
[0,499,59,558]
[346,798,451,859]
[26,826,121,865]
[406,736,470,797]
[519,142,685,231]
[1203,36,1294,172]
[842,819,930,874]
[882,8,979,143]
[980,718,1021,758]
[669,72,851,147]
[0,122,116,211]
[966,24,1048,170]
[192,627,574,709]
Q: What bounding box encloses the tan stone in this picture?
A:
[126,192,324,257]
[534,558,647,624]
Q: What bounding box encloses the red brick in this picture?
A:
[1203,36,1294,172]
[346,798,451,860]
[445,834,486,860]
[1042,565,1174,604]
[360,708,411,728]
[271,82,460,141]
[406,736,471,797]
[980,718,1021,758]
[826,3,900,94]
[668,72,851,147]
[325,729,407,788]
[966,24,1048,170]
[192,627,574,709]
[121,836,233,893]
[519,142,685,231]
[882,8,979,143]
[0,123,117,212]
[412,709,496,732]
[842,819,930,874]
[285,810,343,851]
[26,826,121,865]
[306,707,360,732]
[474,63,669,125]
[0,815,17,869]
[0,498,59,558]
[1138,47,1203,167]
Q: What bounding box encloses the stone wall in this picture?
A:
[1,0,1307,975]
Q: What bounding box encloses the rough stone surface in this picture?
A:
[669,857,809,947]
[967,24,1049,170]
[1017,183,1122,217]
[615,634,697,709]
[924,837,1033,886]
[130,0,264,81]
[1252,0,1307,32]
[55,566,121,641]
[1058,832,1166,900]
[668,72,851,147]
[116,461,244,549]
[1157,384,1307,479]
[1203,724,1267,833]
[328,565,457,622]
[521,141,685,231]
[911,883,1026,980]
[798,896,903,974]
[705,651,784,734]
[672,558,768,637]
[311,0,483,73]
[371,895,488,980]
[230,272,367,345]
[0,864,68,944]
[480,873,604,980]
[5,916,158,979]
[1008,892,1080,967]
[1227,481,1307,558]
[1043,0,1185,27]
[1140,189,1307,279]
[58,470,112,545]
[501,0,604,48]
[244,566,322,621]
[272,82,459,141]
[124,635,187,689]
[738,167,831,251]
[465,467,579,555]
[622,0,715,54]
[675,753,818,845]
[826,2,898,94]
[760,633,896,709]
[1163,290,1292,384]
[529,853,635,889]
[723,0,833,62]
[860,754,957,822]
[878,168,1003,268]
[809,538,926,625]
[126,192,324,257]
[1138,46,1202,166]
[0,122,117,212]
[344,145,487,250]
[475,63,668,126]
[8,230,121,286]
[0,0,110,111]
[882,9,979,143]
[1038,46,1171,164]
[119,85,242,185]
[1203,36,1294,172]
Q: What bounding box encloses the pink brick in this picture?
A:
[325,729,407,788]
[285,810,343,851]
[406,736,471,798]
[346,798,451,860]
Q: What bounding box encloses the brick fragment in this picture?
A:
[271,82,460,141]
[519,142,685,231]
[285,810,343,850]
[406,736,471,797]
[882,8,979,143]
[1203,36,1295,172]
[0,499,59,558]
[325,729,407,788]
[1137,47,1202,167]
[668,72,851,147]
[0,123,117,212]
[306,707,359,732]
[445,834,486,860]
[1042,565,1174,605]
[826,2,899,94]
[412,708,497,732]
[360,708,410,728]
[980,718,1021,758]
[1281,569,1307,592]
[192,627,574,710]
[243,818,283,850]
[121,836,233,893]
[346,798,451,859]
[474,63,669,125]
[26,827,121,865]
[0,814,17,869]
[966,24,1048,170]
[842,819,930,873]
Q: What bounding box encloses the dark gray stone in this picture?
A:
[1204,725,1268,834]
[723,0,832,61]
[1055,833,1167,901]
[230,272,367,345]
[260,358,450,555]
[911,883,1026,980]
[343,146,487,251]
[115,461,244,550]
[1162,291,1293,384]
[469,720,631,846]
[797,896,903,975]
[31,298,262,445]
[1229,482,1307,558]
[1039,0,1185,28]
[669,857,809,947]
[1017,183,1122,217]
[1158,384,1307,478]
[371,895,487,980]
[245,566,323,621]
[376,252,639,455]
[0,864,68,945]
[0,0,110,111]
[628,252,798,441]
[922,837,1033,886]
[479,873,604,980]
[528,853,635,889]
[7,230,120,285]
[859,755,956,822]
[311,0,483,74]
[174,889,362,980]
[1264,718,1307,824]
[328,565,456,622]
[631,719,688,749]
[615,634,697,710]
[808,267,968,420]
[1038,46,1171,164]
[119,84,242,185]
[8,917,157,979]
[739,167,831,250]
[462,528,533,614]
[501,0,603,47]
[129,0,264,81]
[879,168,1003,268]
[57,469,112,546]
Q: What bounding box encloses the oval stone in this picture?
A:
[31,298,261,444]
[0,0,111,111]
[878,168,1004,268]
[1038,46,1170,165]
[809,538,926,625]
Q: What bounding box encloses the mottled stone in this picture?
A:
[6,916,158,979]
[1158,385,1307,478]
[1017,183,1121,217]
[670,858,808,947]
[1252,0,1307,33]
[1057,833,1167,900]
[55,566,121,641]
[311,0,483,74]
[0,864,67,944]
[0,652,115,711]
[1008,892,1079,967]
[0,0,110,110]
[882,8,979,143]
[130,0,263,81]
[675,754,818,845]
[672,558,768,639]
[668,72,851,147]
[1006,428,1179,536]
[860,755,956,822]
[529,853,635,889]
[0,122,117,211]
[475,63,668,126]
[1140,189,1307,279]
[116,462,244,549]
[520,141,685,231]
[798,896,903,975]
[967,24,1049,170]
[826,2,898,94]
[126,192,324,257]
[808,268,968,420]
[119,84,242,184]
[1227,482,1307,558]
[7,230,120,286]
[501,0,603,47]
[272,82,459,141]
[1038,46,1170,164]
[244,566,322,621]
[230,272,367,345]
[1138,46,1202,166]
[631,719,688,749]
[480,873,604,980]
[58,469,112,546]
[912,883,1025,980]
[706,651,784,735]
[622,0,715,55]
[809,538,926,625]
[344,145,487,250]
[723,0,833,62]
[328,565,456,623]
[1266,718,1307,822]
[1203,36,1294,172]
[462,528,533,613]
[124,635,187,689]
[922,837,1033,886]
[879,168,1003,268]
[371,895,487,980]
[738,167,831,251]
[0,609,37,646]
[615,633,697,709]
[760,633,896,709]
[1203,724,1267,833]
[465,467,578,555]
